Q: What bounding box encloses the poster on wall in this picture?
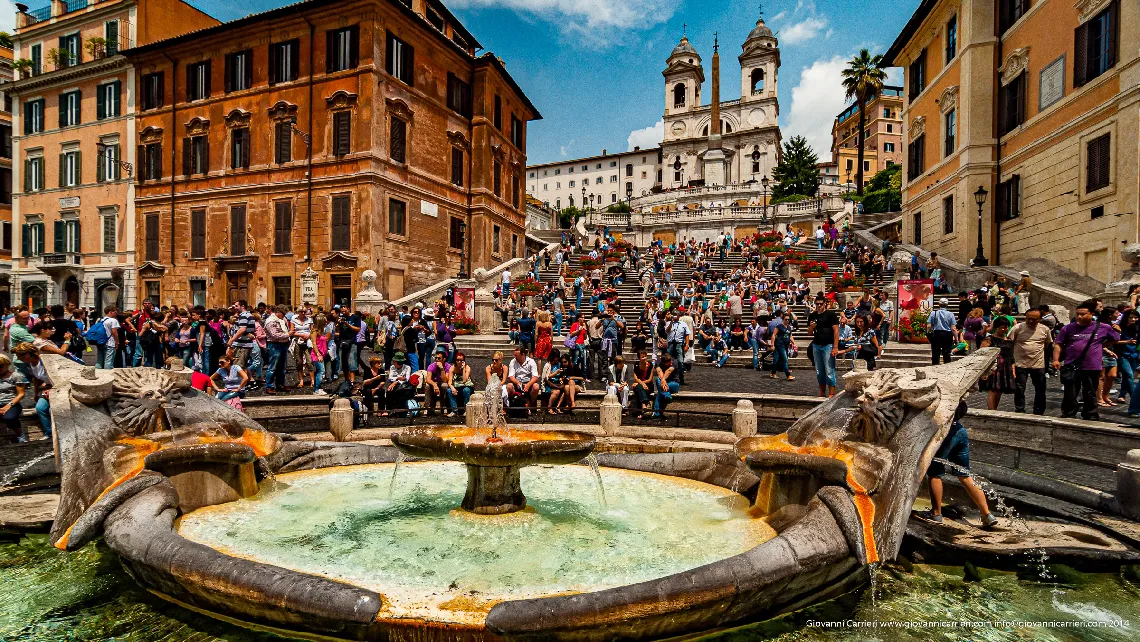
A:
[454,287,475,321]
[896,279,934,343]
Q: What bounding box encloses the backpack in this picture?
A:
[84,319,109,345]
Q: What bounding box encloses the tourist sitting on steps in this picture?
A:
[919,400,998,530]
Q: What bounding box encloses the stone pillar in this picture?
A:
[1116,449,1140,521]
[329,398,354,442]
[474,288,497,335]
[599,392,622,436]
[51,0,65,18]
[466,391,487,428]
[732,399,757,438]
[353,269,386,314]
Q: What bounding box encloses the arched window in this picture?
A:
[702,124,709,136]
[751,145,761,174]
[673,83,686,108]
[751,69,765,94]
[724,121,733,133]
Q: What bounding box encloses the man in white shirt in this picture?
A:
[814,226,826,249]
[507,347,540,408]
[501,270,511,299]
[98,306,121,370]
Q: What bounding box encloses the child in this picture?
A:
[919,400,999,529]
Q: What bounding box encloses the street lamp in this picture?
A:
[625,183,634,232]
[761,175,770,224]
[973,185,989,267]
[845,170,852,199]
[457,220,469,279]
[815,177,823,220]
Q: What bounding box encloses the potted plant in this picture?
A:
[85,36,108,60]
[800,260,828,278]
[513,276,542,297]
[757,242,783,257]
[756,231,782,244]
[579,256,603,270]
[898,309,930,343]
[45,47,74,69]
[784,250,807,264]
[12,58,33,79]
[453,319,479,336]
[827,273,866,292]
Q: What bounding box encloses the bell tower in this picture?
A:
[663,31,704,142]
[739,14,780,107]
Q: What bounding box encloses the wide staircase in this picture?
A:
[453,240,946,370]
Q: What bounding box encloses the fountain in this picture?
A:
[390,377,596,514]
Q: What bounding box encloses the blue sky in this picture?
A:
[1,0,917,164]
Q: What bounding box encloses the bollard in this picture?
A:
[329,398,354,442]
[1116,449,1140,521]
[732,399,758,438]
[467,391,487,428]
[599,392,622,436]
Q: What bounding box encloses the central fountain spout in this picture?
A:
[391,377,596,515]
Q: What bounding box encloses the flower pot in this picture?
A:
[766,252,781,257]
[802,272,823,278]
[901,336,929,344]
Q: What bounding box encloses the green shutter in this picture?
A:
[21,224,29,256]
[23,159,30,192]
[36,224,44,255]
[113,81,121,116]
[75,151,81,185]
[97,85,105,119]
[54,220,64,253]
[72,220,80,253]
[58,153,65,187]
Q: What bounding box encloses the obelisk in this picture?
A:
[702,33,728,186]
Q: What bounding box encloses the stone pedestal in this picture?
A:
[354,269,386,314]
[300,267,319,305]
[466,392,487,428]
[599,392,622,436]
[808,277,826,296]
[732,399,757,438]
[1116,449,1140,521]
[463,464,525,515]
[329,398,354,442]
[474,288,498,335]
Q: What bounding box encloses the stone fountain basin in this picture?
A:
[391,426,596,467]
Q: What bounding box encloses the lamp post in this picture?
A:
[761,175,770,224]
[457,220,469,279]
[581,185,587,227]
[816,177,823,220]
[845,170,852,199]
[625,183,634,232]
[973,185,989,267]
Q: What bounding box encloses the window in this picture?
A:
[883,108,891,118]
[626,181,633,193]
[96,81,121,119]
[511,234,518,259]
[389,117,406,163]
[145,281,160,307]
[231,128,250,169]
[100,212,116,253]
[386,32,414,86]
[273,277,292,307]
[511,116,523,148]
[450,147,464,186]
[492,224,500,254]
[751,68,765,94]
[1074,1,1119,87]
[326,26,359,73]
[269,39,300,84]
[104,20,119,56]
[142,73,164,110]
[59,149,81,187]
[913,211,922,245]
[54,218,80,253]
[96,143,120,182]
[493,95,502,130]
[493,160,502,197]
[673,83,686,107]
[884,142,895,153]
[190,280,206,307]
[331,195,351,250]
[230,205,247,255]
[388,198,406,236]
[944,108,956,156]
[190,208,206,258]
[274,201,292,254]
[886,123,893,133]
[610,175,617,183]
[225,50,253,92]
[2,222,12,251]
[183,135,208,175]
[1086,132,1111,193]
[625,164,633,177]
[141,143,162,181]
[274,121,292,164]
[59,90,81,127]
[907,135,925,180]
[30,44,41,75]
[1000,0,1030,34]
[1091,205,1105,219]
[999,72,1026,135]
[145,213,159,260]
[449,216,464,250]
[908,49,926,99]
[569,180,575,188]
[0,124,10,158]
[945,15,957,63]
[186,61,211,101]
[596,176,603,185]
[997,175,1020,221]
[58,34,80,68]
[845,159,853,171]
[22,222,45,257]
[863,161,870,173]
[426,7,445,31]
[512,173,520,209]
[332,111,351,156]
[446,72,472,117]
[610,161,617,167]
[942,195,954,234]
[0,168,9,204]
[611,193,617,203]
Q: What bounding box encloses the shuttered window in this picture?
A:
[908,49,926,99]
[446,73,471,117]
[998,72,1026,136]
[997,175,1021,221]
[449,216,464,250]
[96,81,120,119]
[389,117,406,163]
[1074,1,1119,87]
[145,213,159,261]
[330,195,351,251]
[907,135,925,180]
[231,128,250,169]
[190,209,206,258]
[186,61,211,101]
[326,26,359,73]
[450,147,463,186]
[230,205,247,255]
[1085,133,1110,193]
[268,39,300,84]
[275,121,292,164]
[142,72,164,110]
[493,160,502,197]
[274,201,293,254]
[388,198,406,236]
[225,50,253,92]
[942,196,954,234]
[182,136,209,176]
[386,32,414,86]
[102,213,116,253]
[332,111,351,156]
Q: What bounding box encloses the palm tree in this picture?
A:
[841,49,887,197]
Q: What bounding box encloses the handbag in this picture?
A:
[1060,321,1098,384]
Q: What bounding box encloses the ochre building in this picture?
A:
[126,0,539,308]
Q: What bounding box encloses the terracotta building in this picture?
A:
[830,86,903,189]
[8,0,218,310]
[0,46,14,308]
[885,0,1137,282]
[125,0,539,309]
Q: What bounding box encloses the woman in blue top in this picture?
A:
[1115,309,1139,403]
[209,354,250,401]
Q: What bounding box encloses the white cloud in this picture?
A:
[627,119,663,151]
[0,0,15,33]
[559,140,575,158]
[779,17,828,45]
[450,0,676,40]
[784,55,849,162]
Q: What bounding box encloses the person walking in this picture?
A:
[1008,309,1051,415]
[1054,299,1117,421]
[919,401,999,529]
[262,306,292,395]
[807,296,839,397]
[927,298,958,365]
[664,310,691,386]
[226,300,256,372]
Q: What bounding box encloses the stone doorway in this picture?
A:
[63,276,80,307]
[227,274,249,305]
[331,274,352,308]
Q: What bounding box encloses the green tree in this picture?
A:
[0,33,12,49]
[771,135,820,199]
[841,48,887,196]
[605,202,631,213]
[558,206,583,229]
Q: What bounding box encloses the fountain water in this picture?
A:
[0,452,55,492]
[585,453,607,508]
[387,451,406,498]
